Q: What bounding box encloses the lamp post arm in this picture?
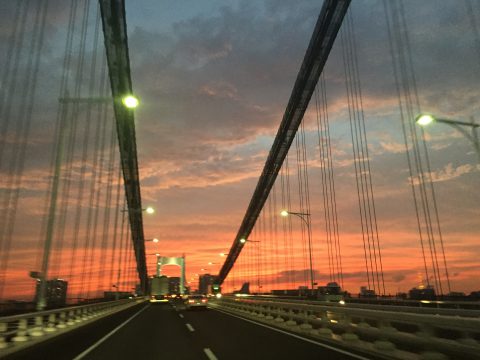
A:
[442,122,477,144]
[436,118,480,163]
[289,212,310,229]
[436,118,478,128]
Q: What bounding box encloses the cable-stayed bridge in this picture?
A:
[0,0,479,359]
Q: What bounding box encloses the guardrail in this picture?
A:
[211,296,480,360]
[0,297,146,357]
[233,295,480,318]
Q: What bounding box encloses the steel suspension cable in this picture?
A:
[0,1,49,297]
[68,0,94,296]
[294,134,308,287]
[320,75,344,287]
[346,12,386,295]
[341,19,373,293]
[341,11,385,294]
[315,84,334,284]
[397,2,443,294]
[0,0,28,170]
[382,0,432,290]
[384,0,450,294]
[109,164,123,293]
[35,1,78,285]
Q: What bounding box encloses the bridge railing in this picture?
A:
[0,297,146,357]
[212,296,480,360]
[231,294,480,318]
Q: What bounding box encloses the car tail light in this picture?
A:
[201,299,207,303]
[188,300,194,303]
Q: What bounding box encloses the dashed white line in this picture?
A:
[179,313,184,318]
[186,323,195,332]
[203,348,218,360]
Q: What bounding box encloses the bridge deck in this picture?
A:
[5,301,369,360]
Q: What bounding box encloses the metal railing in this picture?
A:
[0,297,146,357]
[211,296,480,360]
[230,295,480,318]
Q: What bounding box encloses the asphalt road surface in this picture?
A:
[6,301,374,360]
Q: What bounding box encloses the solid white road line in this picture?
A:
[211,308,370,360]
[179,313,184,318]
[203,348,218,360]
[186,323,195,332]
[73,304,150,360]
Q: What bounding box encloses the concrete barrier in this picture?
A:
[211,297,480,360]
[0,298,146,357]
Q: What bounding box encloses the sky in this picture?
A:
[0,0,479,301]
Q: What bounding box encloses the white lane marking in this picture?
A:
[186,323,195,332]
[204,348,218,360]
[211,308,369,360]
[179,313,184,318]
[73,304,150,360]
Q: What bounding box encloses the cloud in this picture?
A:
[411,163,479,184]
[1,0,480,301]
[392,273,406,283]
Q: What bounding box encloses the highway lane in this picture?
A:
[4,302,148,360]
[177,303,371,360]
[4,301,376,359]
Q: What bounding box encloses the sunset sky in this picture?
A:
[0,0,479,301]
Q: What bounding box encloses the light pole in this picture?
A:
[239,238,261,293]
[415,114,480,163]
[239,238,260,244]
[281,210,315,290]
[122,206,155,214]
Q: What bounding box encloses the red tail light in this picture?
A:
[201,299,207,303]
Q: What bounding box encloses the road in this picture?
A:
[6,301,374,360]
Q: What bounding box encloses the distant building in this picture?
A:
[317,282,343,301]
[409,285,436,300]
[298,286,309,297]
[271,289,299,296]
[35,279,68,308]
[470,291,480,300]
[169,277,180,294]
[359,286,376,298]
[199,274,214,294]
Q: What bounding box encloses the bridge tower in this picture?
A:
[156,255,186,295]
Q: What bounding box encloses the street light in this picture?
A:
[121,206,155,214]
[122,95,139,109]
[145,238,159,243]
[281,210,315,290]
[239,238,260,244]
[415,113,480,162]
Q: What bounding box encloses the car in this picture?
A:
[149,294,168,303]
[184,295,208,310]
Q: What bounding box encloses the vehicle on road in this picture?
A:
[184,294,208,310]
[149,276,169,303]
